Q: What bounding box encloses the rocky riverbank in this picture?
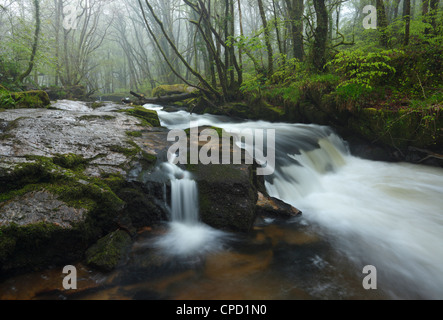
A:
[0,99,300,277]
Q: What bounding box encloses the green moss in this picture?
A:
[184,126,224,138]
[0,183,45,203]
[119,105,160,127]
[109,144,139,158]
[79,115,116,121]
[0,90,51,109]
[0,222,81,269]
[53,153,88,171]
[125,130,143,138]
[85,230,132,272]
[91,102,106,109]
[152,84,187,97]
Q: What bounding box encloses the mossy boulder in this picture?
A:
[0,102,167,275]
[152,84,195,98]
[120,105,161,127]
[0,222,86,274]
[0,88,50,109]
[85,230,132,272]
[44,85,88,101]
[188,163,259,233]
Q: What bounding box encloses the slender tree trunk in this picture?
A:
[423,0,431,33]
[54,0,62,86]
[272,0,284,58]
[258,0,274,75]
[140,0,220,99]
[312,0,328,72]
[377,0,389,47]
[16,0,40,85]
[237,0,244,77]
[404,0,411,46]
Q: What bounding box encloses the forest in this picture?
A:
[0,0,441,106]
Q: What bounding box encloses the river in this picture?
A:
[1,104,443,300]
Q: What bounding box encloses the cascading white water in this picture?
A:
[145,104,443,299]
[153,158,228,258]
[160,160,199,224]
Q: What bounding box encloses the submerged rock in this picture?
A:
[85,230,133,272]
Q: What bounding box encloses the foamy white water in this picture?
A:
[145,104,443,299]
[282,157,443,299]
[153,155,230,258]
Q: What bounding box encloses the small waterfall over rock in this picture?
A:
[152,158,229,258]
[159,161,199,224]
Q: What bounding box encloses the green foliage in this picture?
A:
[0,87,16,108]
[269,57,305,85]
[328,49,402,90]
[240,73,268,100]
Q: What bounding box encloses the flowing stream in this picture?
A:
[1,103,443,300]
[147,104,443,300]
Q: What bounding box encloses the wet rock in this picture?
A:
[85,230,133,272]
[190,163,258,233]
[0,101,166,275]
[0,190,87,228]
[256,192,302,220]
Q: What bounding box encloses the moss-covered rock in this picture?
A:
[0,103,168,276]
[189,163,259,233]
[0,222,86,274]
[85,230,132,272]
[120,105,161,127]
[0,88,50,109]
[151,84,194,97]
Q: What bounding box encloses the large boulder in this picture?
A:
[0,86,50,109]
[190,163,259,233]
[0,101,167,275]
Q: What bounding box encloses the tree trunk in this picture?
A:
[393,0,402,20]
[258,0,274,76]
[423,0,431,33]
[377,0,389,47]
[237,0,244,77]
[312,0,328,72]
[404,0,411,46]
[16,0,40,85]
[285,0,304,61]
[140,0,220,100]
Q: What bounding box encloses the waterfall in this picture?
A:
[153,159,228,258]
[160,160,199,224]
